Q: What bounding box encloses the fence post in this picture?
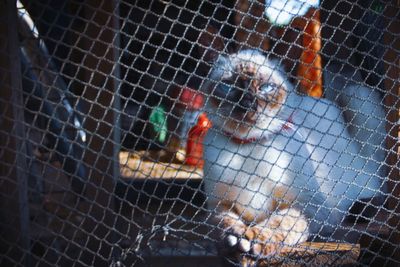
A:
[384,2,400,262]
[72,0,123,265]
[111,0,122,263]
[0,0,31,266]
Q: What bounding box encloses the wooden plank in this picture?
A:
[263,242,360,266]
[147,238,359,266]
[120,151,203,180]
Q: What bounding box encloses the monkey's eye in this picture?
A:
[213,82,233,99]
[258,83,278,100]
[261,83,278,94]
[218,82,232,93]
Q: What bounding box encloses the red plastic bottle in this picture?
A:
[184,113,211,168]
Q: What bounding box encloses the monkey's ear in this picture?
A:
[198,25,226,62]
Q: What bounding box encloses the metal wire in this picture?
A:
[0,0,399,266]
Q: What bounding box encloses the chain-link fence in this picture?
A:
[1,0,400,266]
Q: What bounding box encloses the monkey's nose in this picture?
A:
[239,93,257,111]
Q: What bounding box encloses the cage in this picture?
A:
[0,0,399,266]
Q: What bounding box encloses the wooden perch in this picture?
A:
[149,238,359,266]
[255,242,360,266]
[119,151,203,180]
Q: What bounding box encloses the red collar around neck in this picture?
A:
[226,134,264,145]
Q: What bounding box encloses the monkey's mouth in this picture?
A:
[245,113,258,124]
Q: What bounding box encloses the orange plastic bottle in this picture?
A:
[297,8,323,97]
[184,113,211,168]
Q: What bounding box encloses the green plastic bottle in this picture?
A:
[149,106,167,143]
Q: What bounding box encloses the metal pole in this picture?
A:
[111,0,123,263]
[0,0,30,266]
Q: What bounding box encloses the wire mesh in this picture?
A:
[0,0,400,266]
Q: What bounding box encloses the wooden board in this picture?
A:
[265,242,360,266]
[146,239,360,266]
[119,151,203,180]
